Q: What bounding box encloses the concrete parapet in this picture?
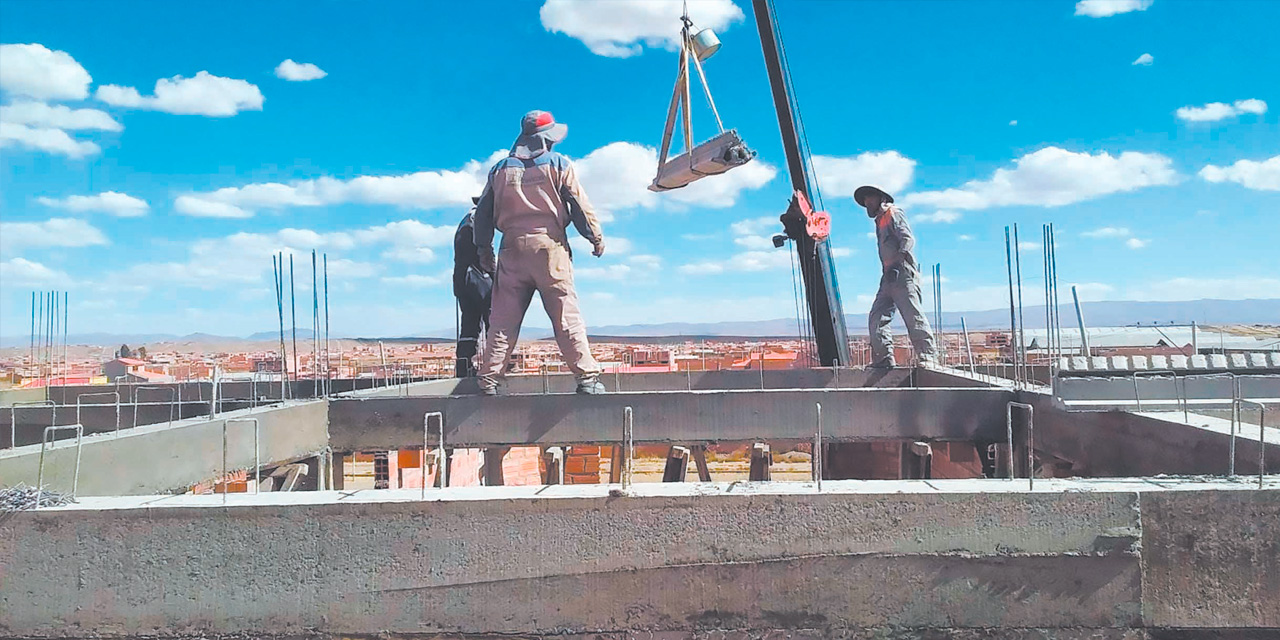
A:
[0,479,1274,637]
[0,400,328,496]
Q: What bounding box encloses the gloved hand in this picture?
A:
[478,249,497,275]
[592,240,605,257]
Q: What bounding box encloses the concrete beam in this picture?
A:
[1,478,1273,637]
[328,387,1017,450]
[0,400,328,496]
[349,367,919,398]
[1023,389,1279,477]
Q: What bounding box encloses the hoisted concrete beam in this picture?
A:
[327,387,1017,451]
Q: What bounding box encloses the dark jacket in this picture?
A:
[453,209,492,310]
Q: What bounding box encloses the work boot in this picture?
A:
[576,375,606,395]
[479,374,501,396]
[867,358,895,370]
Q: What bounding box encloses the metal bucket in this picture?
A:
[692,28,721,61]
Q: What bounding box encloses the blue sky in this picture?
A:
[1,0,1277,338]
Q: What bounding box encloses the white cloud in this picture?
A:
[1081,226,1131,238]
[96,71,264,116]
[1132,53,1154,66]
[381,273,447,288]
[913,210,961,224]
[37,191,149,217]
[1199,155,1280,191]
[1009,120,1017,126]
[576,254,662,281]
[812,151,916,200]
[181,142,775,221]
[0,257,72,286]
[540,0,743,58]
[1080,226,1148,249]
[574,141,776,217]
[831,247,854,258]
[1075,0,1153,18]
[274,59,327,81]
[570,235,634,256]
[120,220,452,289]
[0,122,99,158]
[173,196,251,218]
[1175,99,1267,123]
[957,234,974,241]
[1126,277,1280,302]
[902,147,1177,210]
[0,43,92,100]
[1018,241,1041,252]
[175,153,497,218]
[0,217,108,252]
[0,100,121,131]
[679,215,796,275]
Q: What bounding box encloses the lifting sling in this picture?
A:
[649,14,755,193]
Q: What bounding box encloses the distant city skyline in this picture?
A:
[2,0,1277,337]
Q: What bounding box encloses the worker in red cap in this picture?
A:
[855,185,937,368]
[473,110,607,395]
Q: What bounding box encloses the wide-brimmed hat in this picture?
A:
[854,185,894,207]
[512,110,567,157]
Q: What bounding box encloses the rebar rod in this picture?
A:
[290,255,298,392]
[1003,228,1018,387]
[1013,224,1026,385]
[324,254,331,397]
[312,250,319,398]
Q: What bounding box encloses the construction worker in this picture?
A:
[855,185,937,368]
[473,110,606,395]
[453,197,491,378]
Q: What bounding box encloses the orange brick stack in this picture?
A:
[564,445,602,484]
[500,446,546,486]
[930,442,986,479]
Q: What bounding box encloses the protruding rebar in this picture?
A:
[290,255,298,394]
[1013,224,1026,386]
[1003,227,1018,388]
[323,253,331,397]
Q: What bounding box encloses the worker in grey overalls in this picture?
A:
[473,110,607,395]
[856,185,937,368]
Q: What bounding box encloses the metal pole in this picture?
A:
[749,0,850,366]
[290,255,298,393]
[29,291,36,377]
[1003,227,1018,387]
[62,292,68,388]
[1049,224,1061,367]
[962,317,975,373]
[1191,321,1198,353]
[324,254,331,398]
[312,250,319,398]
[813,402,823,491]
[622,406,634,490]
[274,254,288,400]
[1013,224,1026,384]
[1072,285,1090,357]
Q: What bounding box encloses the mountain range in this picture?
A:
[2,299,1276,348]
